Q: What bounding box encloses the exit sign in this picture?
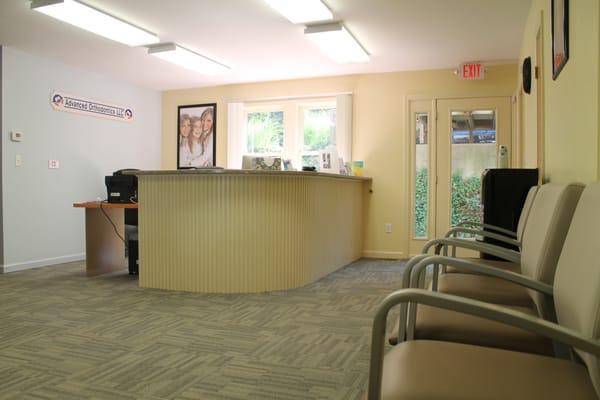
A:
[459,62,485,80]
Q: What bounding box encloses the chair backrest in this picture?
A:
[520,183,584,318]
[554,182,600,396]
[516,185,538,242]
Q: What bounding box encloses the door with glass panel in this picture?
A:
[435,97,512,256]
[408,97,512,256]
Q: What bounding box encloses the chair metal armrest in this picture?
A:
[422,238,521,263]
[395,254,432,343]
[368,288,600,400]
[410,256,552,295]
[396,242,520,343]
[445,227,521,248]
[395,242,520,344]
[456,221,517,238]
[405,255,552,340]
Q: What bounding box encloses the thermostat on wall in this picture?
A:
[10,131,23,142]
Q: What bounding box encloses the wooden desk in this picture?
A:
[73,201,138,276]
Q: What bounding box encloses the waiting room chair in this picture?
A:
[368,182,600,399]
[390,183,583,350]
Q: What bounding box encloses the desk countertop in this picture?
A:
[126,169,371,181]
[73,201,138,209]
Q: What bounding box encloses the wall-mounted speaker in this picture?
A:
[522,57,532,94]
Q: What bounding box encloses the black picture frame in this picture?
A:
[551,0,569,80]
[177,103,217,169]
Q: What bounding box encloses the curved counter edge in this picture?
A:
[137,172,370,293]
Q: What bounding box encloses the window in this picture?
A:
[246,110,284,155]
[450,110,496,237]
[301,105,336,169]
[228,95,352,171]
[414,112,429,238]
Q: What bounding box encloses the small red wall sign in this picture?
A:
[459,62,485,80]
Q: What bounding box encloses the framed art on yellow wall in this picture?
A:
[551,0,569,80]
[177,103,217,168]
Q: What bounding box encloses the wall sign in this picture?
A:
[458,62,485,80]
[50,91,134,122]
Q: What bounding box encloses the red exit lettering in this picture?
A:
[459,63,485,80]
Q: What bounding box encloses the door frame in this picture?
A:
[406,95,516,256]
[535,13,546,184]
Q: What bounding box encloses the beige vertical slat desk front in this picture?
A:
[136,170,370,293]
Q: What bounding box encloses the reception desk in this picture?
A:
[133,169,371,293]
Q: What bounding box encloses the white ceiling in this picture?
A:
[0,0,531,90]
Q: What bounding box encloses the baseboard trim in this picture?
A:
[1,253,85,274]
[362,251,405,260]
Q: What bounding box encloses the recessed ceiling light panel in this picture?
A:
[305,22,370,63]
[148,43,231,75]
[31,0,159,47]
[263,0,333,24]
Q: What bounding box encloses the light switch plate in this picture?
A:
[15,154,22,167]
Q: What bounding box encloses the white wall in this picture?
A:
[1,47,161,272]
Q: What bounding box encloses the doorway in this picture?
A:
[408,97,512,256]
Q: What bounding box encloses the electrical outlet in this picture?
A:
[48,159,60,169]
[385,223,392,233]
[10,131,23,142]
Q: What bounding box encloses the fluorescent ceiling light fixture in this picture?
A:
[305,22,369,63]
[30,0,159,46]
[148,43,231,75]
[263,0,332,23]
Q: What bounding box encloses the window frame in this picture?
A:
[242,97,337,170]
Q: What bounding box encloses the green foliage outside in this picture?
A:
[414,168,429,237]
[246,108,335,168]
[247,111,284,154]
[414,169,482,237]
[303,108,335,151]
[451,171,482,229]
[302,155,320,169]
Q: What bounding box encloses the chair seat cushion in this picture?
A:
[414,304,553,355]
[437,273,533,307]
[381,340,597,400]
[444,257,521,274]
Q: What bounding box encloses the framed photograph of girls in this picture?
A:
[177,103,217,169]
[551,0,569,80]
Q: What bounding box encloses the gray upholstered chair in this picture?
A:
[369,182,600,399]
[390,183,583,349]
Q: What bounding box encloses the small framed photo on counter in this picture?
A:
[177,103,216,168]
[319,149,339,174]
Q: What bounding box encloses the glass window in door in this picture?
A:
[414,113,429,238]
[450,110,496,233]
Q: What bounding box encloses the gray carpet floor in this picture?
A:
[0,258,405,400]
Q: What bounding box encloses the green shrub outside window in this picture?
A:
[415,169,482,238]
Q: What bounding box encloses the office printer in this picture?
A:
[105,169,138,203]
[105,169,140,275]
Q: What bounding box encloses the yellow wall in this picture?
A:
[518,0,600,183]
[162,66,516,258]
